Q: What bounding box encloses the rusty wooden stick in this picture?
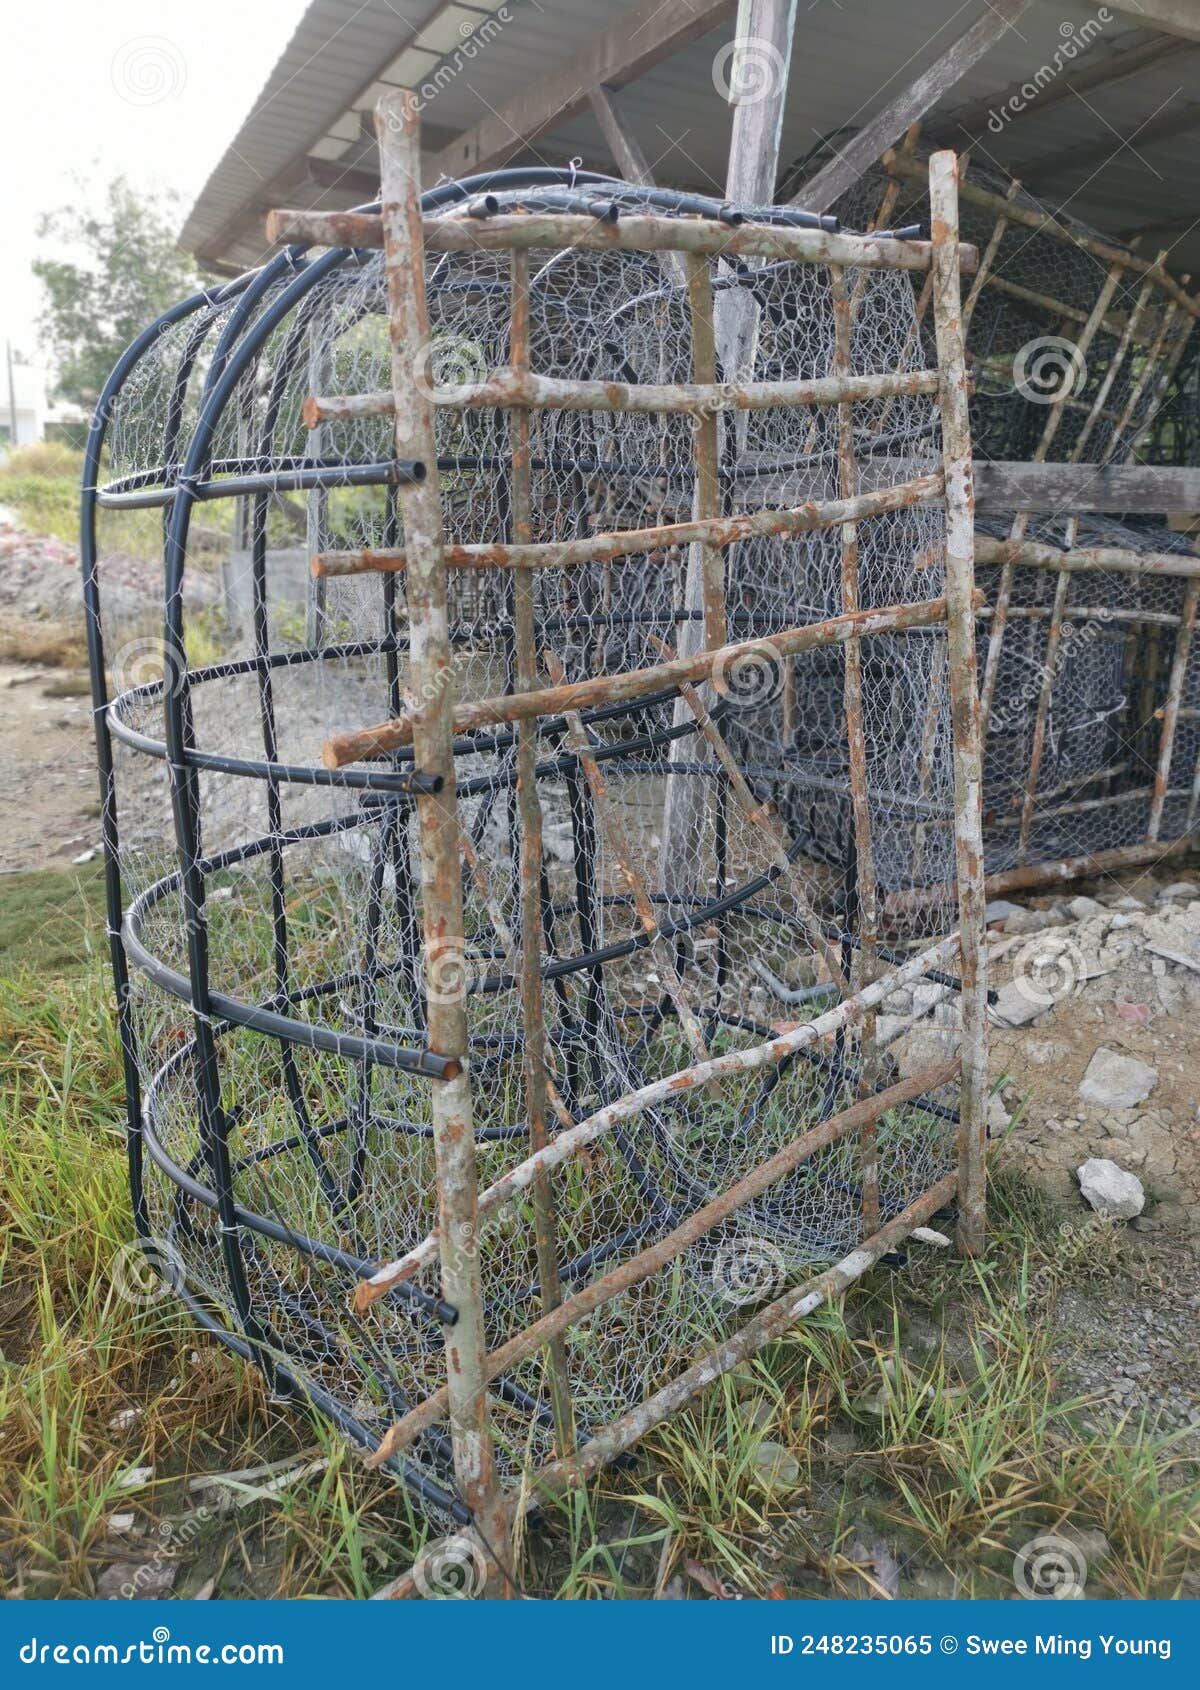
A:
[508,250,575,1454]
[1148,578,1200,841]
[520,1169,960,1504]
[881,148,1198,318]
[323,594,970,767]
[830,261,881,1236]
[364,1062,959,1465]
[974,532,1200,580]
[686,251,725,653]
[648,636,849,998]
[961,177,1021,331]
[929,150,988,1258]
[1015,569,1071,864]
[372,88,510,1585]
[542,648,711,1067]
[303,368,943,427]
[267,206,974,273]
[979,259,1126,736]
[311,472,945,578]
[357,933,961,1308]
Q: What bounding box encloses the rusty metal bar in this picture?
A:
[322,593,971,766]
[303,368,943,426]
[267,206,975,274]
[509,249,576,1454]
[1149,578,1200,840]
[372,88,510,1584]
[364,1062,959,1464]
[929,150,988,1259]
[357,933,961,1307]
[311,472,945,578]
[974,532,1200,580]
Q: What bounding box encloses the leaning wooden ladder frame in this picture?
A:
[271,94,987,1586]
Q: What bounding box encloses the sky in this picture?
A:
[1,0,307,366]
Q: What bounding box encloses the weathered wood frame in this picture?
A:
[285,114,987,1559]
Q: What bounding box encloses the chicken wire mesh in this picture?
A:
[833,149,1200,883]
[84,155,982,1527]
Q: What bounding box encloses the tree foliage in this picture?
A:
[34,177,199,405]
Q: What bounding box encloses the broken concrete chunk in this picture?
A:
[989,980,1049,1027]
[1076,1157,1145,1221]
[1078,1047,1157,1110]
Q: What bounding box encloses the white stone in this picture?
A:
[1076,1157,1145,1221]
[1068,896,1106,919]
[1078,1047,1158,1110]
[989,980,1049,1027]
[1156,882,1197,902]
[985,899,1025,926]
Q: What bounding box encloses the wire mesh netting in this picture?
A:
[834,153,1200,879]
[86,169,980,1523]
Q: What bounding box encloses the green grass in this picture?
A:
[0,867,1196,1599]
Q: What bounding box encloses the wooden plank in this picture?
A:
[973,460,1200,512]
[792,0,1036,211]
[428,0,738,180]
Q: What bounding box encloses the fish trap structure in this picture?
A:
[834,144,1200,892]
[84,96,986,1562]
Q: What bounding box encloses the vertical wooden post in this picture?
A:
[509,249,576,1457]
[687,252,726,653]
[928,151,988,1257]
[374,89,511,1587]
[1149,578,1199,840]
[830,261,880,1236]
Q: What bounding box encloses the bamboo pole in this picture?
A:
[364,1062,959,1463]
[357,933,961,1307]
[322,594,971,766]
[266,206,975,274]
[311,472,946,578]
[372,88,510,1588]
[929,151,988,1259]
[302,368,943,426]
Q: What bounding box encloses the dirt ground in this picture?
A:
[0,662,100,875]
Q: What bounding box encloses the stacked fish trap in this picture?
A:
[839,147,1200,891]
[84,94,987,1549]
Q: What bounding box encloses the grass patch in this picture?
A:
[0,867,1195,1598]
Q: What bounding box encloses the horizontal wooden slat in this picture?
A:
[974,460,1200,514]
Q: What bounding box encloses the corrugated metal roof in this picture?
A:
[182,0,1200,282]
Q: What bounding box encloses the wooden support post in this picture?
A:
[509,250,576,1457]
[929,151,988,1258]
[830,261,880,1235]
[1149,578,1200,840]
[373,89,510,1590]
[687,253,726,654]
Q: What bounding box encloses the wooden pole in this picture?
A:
[373,88,510,1589]
[929,151,988,1258]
